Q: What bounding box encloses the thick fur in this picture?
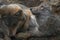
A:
[0,4,33,38]
[0,19,11,40]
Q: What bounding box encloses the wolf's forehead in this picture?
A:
[7,4,21,9]
[7,4,22,13]
[0,4,22,14]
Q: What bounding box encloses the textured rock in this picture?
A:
[0,0,41,7]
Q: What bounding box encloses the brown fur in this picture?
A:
[0,4,32,38]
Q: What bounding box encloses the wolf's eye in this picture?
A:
[15,10,22,16]
[15,13,20,16]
